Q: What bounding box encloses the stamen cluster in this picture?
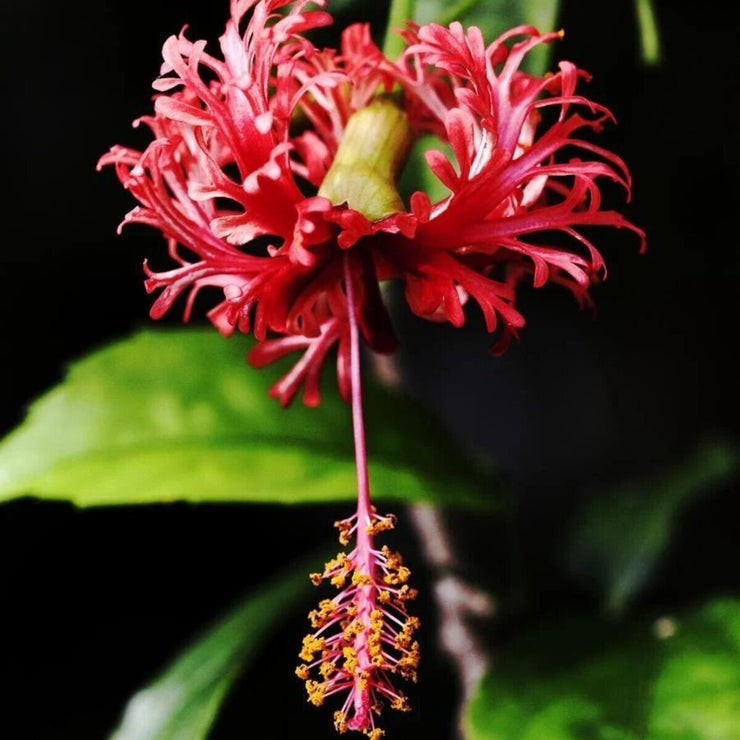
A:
[297,511,419,737]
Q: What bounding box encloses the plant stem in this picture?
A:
[634,0,662,65]
[438,0,479,27]
[382,0,416,60]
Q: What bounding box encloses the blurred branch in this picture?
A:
[409,504,495,732]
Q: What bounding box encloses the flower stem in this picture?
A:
[438,0,479,26]
[382,0,416,60]
[634,0,662,65]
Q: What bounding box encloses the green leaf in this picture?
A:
[0,329,499,508]
[567,441,738,615]
[108,566,310,740]
[465,598,740,740]
[414,0,561,76]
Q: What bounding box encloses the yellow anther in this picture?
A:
[325,552,349,573]
[310,598,338,628]
[391,695,411,712]
[381,546,403,567]
[334,710,349,733]
[320,661,336,679]
[342,619,363,641]
[395,585,418,602]
[352,572,374,587]
[331,573,347,588]
[366,514,396,537]
[310,573,323,586]
[334,519,354,546]
[342,646,359,674]
[382,559,411,585]
[366,729,385,739]
[319,599,337,612]
[305,680,326,706]
[299,635,325,662]
[395,641,420,681]
[295,664,310,680]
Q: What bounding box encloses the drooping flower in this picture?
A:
[99,0,643,409]
[100,0,643,735]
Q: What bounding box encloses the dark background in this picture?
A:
[1,1,738,737]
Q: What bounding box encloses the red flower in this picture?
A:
[101,3,645,736]
[100,0,642,408]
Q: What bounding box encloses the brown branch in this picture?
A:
[409,504,495,737]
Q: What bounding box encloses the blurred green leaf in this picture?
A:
[109,566,310,740]
[0,329,499,508]
[634,0,662,65]
[399,134,454,204]
[567,441,738,615]
[415,0,561,76]
[465,598,740,740]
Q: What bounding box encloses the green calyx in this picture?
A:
[318,95,412,223]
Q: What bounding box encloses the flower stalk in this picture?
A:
[382,0,416,60]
